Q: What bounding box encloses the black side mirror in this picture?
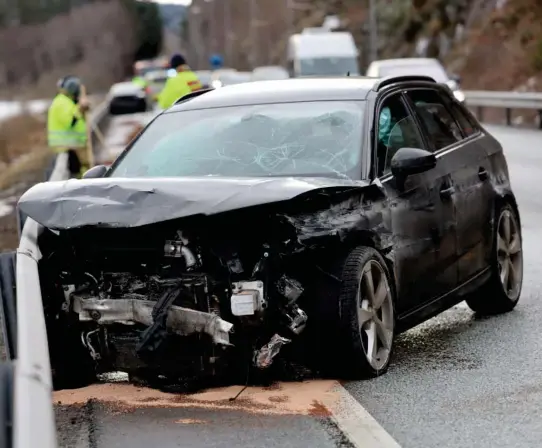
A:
[391,147,436,178]
[82,165,108,179]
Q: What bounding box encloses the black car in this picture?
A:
[14,76,523,387]
[107,81,150,115]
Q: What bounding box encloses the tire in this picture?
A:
[337,246,396,379]
[466,202,523,315]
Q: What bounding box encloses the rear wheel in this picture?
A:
[337,246,395,379]
[466,203,523,315]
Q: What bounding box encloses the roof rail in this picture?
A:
[173,87,215,105]
[373,75,436,92]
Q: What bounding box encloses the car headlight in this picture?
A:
[211,79,223,88]
[453,90,465,103]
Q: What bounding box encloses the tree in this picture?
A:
[132,0,163,60]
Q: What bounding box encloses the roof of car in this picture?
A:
[167,78,380,111]
[109,82,143,96]
[370,58,441,67]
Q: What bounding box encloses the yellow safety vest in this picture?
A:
[47,93,87,153]
[157,67,203,109]
[132,76,147,88]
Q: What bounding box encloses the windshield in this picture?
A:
[298,57,360,76]
[108,101,365,180]
[378,63,449,82]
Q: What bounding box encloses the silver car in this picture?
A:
[366,58,465,102]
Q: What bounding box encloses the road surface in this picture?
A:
[47,122,542,447]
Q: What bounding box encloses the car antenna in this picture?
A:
[346,71,350,76]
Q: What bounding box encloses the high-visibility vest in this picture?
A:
[132,76,147,88]
[47,93,87,153]
[157,68,203,109]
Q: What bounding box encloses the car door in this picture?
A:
[405,88,492,285]
[446,99,494,282]
[374,90,457,315]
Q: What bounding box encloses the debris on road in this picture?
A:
[254,334,292,369]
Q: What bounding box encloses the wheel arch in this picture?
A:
[496,192,521,230]
[339,230,398,302]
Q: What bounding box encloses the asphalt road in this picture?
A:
[346,124,542,448]
[45,123,542,447]
[55,402,352,448]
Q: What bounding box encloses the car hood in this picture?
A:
[18,176,368,229]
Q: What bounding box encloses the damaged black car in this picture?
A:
[12,75,523,388]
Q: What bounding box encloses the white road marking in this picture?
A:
[323,383,402,448]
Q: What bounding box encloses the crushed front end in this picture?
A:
[38,208,316,385]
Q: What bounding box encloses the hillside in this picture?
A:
[187,0,542,91]
[158,2,186,34]
[0,0,163,100]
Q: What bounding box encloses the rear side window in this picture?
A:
[447,101,480,137]
[406,89,463,151]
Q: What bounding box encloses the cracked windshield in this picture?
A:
[1,0,541,446]
[110,101,364,179]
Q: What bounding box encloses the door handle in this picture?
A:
[440,186,455,199]
[478,167,488,181]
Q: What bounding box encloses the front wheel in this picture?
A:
[337,246,396,379]
[466,203,523,315]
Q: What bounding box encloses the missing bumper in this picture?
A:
[73,297,234,346]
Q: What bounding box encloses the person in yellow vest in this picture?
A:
[47,76,90,179]
[132,75,148,89]
[157,53,203,109]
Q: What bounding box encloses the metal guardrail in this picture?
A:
[464,90,542,128]
[12,96,111,448]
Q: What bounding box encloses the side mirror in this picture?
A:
[391,147,436,178]
[82,164,108,179]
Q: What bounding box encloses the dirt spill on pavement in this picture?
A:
[54,380,341,416]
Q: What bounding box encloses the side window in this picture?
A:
[376,94,425,177]
[406,89,463,151]
[447,101,480,137]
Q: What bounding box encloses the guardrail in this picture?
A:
[464,90,542,128]
[11,96,110,448]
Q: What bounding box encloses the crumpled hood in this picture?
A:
[18,176,367,229]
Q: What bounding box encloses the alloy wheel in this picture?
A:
[357,260,394,371]
[497,209,523,301]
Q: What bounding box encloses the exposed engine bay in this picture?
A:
[39,210,330,385]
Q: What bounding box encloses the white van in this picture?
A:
[287,31,360,77]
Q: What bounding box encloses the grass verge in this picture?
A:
[0,112,51,191]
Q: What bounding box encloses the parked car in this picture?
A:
[195,70,212,89]
[366,58,466,102]
[252,66,290,81]
[107,82,150,115]
[211,69,251,88]
[13,75,522,387]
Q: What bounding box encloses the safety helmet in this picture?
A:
[209,54,223,69]
[58,75,82,99]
